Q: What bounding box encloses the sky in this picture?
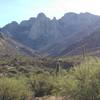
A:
[0,0,100,27]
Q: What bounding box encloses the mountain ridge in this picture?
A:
[1,12,100,56]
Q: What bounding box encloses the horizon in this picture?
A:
[0,0,100,27]
[1,12,99,26]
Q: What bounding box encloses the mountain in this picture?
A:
[0,31,39,57]
[1,12,100,56]
[60,28,100,56]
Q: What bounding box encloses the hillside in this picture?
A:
[60,28,100,56]
[0,32,39,57]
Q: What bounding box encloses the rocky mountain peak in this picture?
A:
[52,17,57,21]
[37,12,47,20]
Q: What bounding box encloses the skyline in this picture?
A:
[0,0,100,27]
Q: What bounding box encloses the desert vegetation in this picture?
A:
[0,56,100,100]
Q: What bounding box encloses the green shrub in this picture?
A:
[50,58,100,100]
[28,72,54,97]
[0,77,32,100]
[65,60,100,100]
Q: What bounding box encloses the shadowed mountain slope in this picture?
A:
[59,28,100,56]
[0,32,39,57]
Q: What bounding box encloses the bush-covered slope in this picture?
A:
[0,56,100,100]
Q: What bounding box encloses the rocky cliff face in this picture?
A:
[2,12,100,56]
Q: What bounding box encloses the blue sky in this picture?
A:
[0,0,100,27]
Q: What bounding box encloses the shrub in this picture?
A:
[0,77,32,100]
[28,72,54,97]
[65,60,100,100]
[51,58,100,100]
